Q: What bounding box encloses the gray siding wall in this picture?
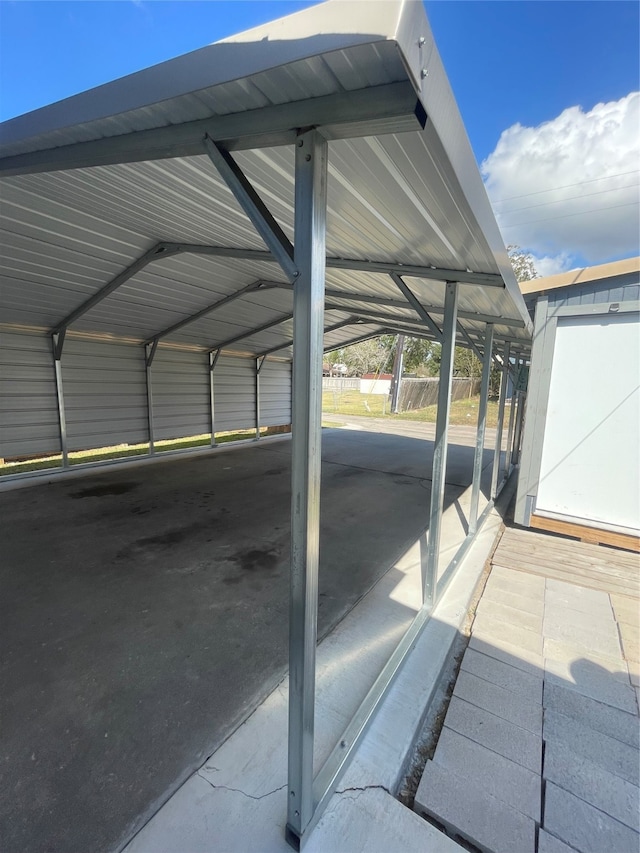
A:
[151,348,210,441]
[62,339,148,452]
[259,360,291,427]
[523,271,640,318]
[213,355,256,433]
[0,331,60,458]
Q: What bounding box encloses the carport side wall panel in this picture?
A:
[62,338,149,452]
[150,348,211,442]
[212,355,258,433]
[259,360,292,427]
[0,330,61,458]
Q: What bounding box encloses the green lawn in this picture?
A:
[322,390,500,428]
[0,429,266,476]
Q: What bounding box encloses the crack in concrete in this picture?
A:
[198,773,287,801]
[335,784,390,796]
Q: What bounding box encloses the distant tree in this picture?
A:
[327,334,440,377]
[508,245,538,282]
[454,347,482,380]
[403,338,438,374]
[325,337,393,376]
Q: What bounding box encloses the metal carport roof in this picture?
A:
[0,0,533,845]
[0,0,532,362]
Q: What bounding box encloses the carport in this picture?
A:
[0,1,532,848]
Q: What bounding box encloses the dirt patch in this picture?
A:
[232,547,279,573]
[115,521,211,561]
[70,482,139,498]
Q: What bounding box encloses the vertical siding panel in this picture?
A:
[62,339,148,451]
[151,348,209,440]
[259,360,292,426]
[0,331,60,457]
[213,355,256,432]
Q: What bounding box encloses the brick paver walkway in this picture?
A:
[414,527,639,853]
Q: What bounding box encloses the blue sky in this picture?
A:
[1,1,638,273]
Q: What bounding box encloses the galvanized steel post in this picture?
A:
[504,351,518,476]
[424,281,458,607]
[468,323,494,534]
[286,128,328,846]
[255,356,266,439]
[51,333,69,468]
[512,383,526,466]
[209,350,221,446]
[491,342,511,498]
[390,334,405,413]
[144,343,156,455]
[255,358,261,439]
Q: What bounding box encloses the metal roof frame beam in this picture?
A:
[335,259,502,288]
[257,317,365,357]
[369,322,437,343]
[203,135,298,282]
[171,244,503,287]
[323,329,387,354]
[390,273,443,340]
[206,312,293,354]
[322,288,525,327]
[51,242,180,342]
[325,305,439,336]
[0,82,422,177]
[145,279,283,345]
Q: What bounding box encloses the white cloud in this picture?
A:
[531,252,574,278]
[483,93,640,267]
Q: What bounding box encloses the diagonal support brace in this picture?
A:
[391,273,443,341]
[203,135,299,282]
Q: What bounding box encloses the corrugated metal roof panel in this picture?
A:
[0,0,532,358]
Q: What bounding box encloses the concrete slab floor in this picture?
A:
[123,466,508,853]
[0,426,498,853]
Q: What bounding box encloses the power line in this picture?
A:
[500,200,639,229]
[490,169,640,204]
[496,182,639,215]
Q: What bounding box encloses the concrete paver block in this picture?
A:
[310,787,465,853]
[610,594,640,628]
[474,598,542,634]
[487,567,545,597]
[467,635,544,680]
[537,829,580,853]
[542,616,622,659]
[481,584,545,618]
[472,619,543,657]
[414,759,536,853]
[544,660,637,714]
[544,781,640,853]
[432,727,541,820]
[546,577,609,606]
[544,710,640,785]
[453,670,542,735]
[460,647,543,702]
[543,637,627,676]
[619,620,640,664]
[444,697,541,772]
[544,583,614,619]
[543,680,639,748]
[627,660,640,688]
[544,738,640,831]
[544,601,617,635]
